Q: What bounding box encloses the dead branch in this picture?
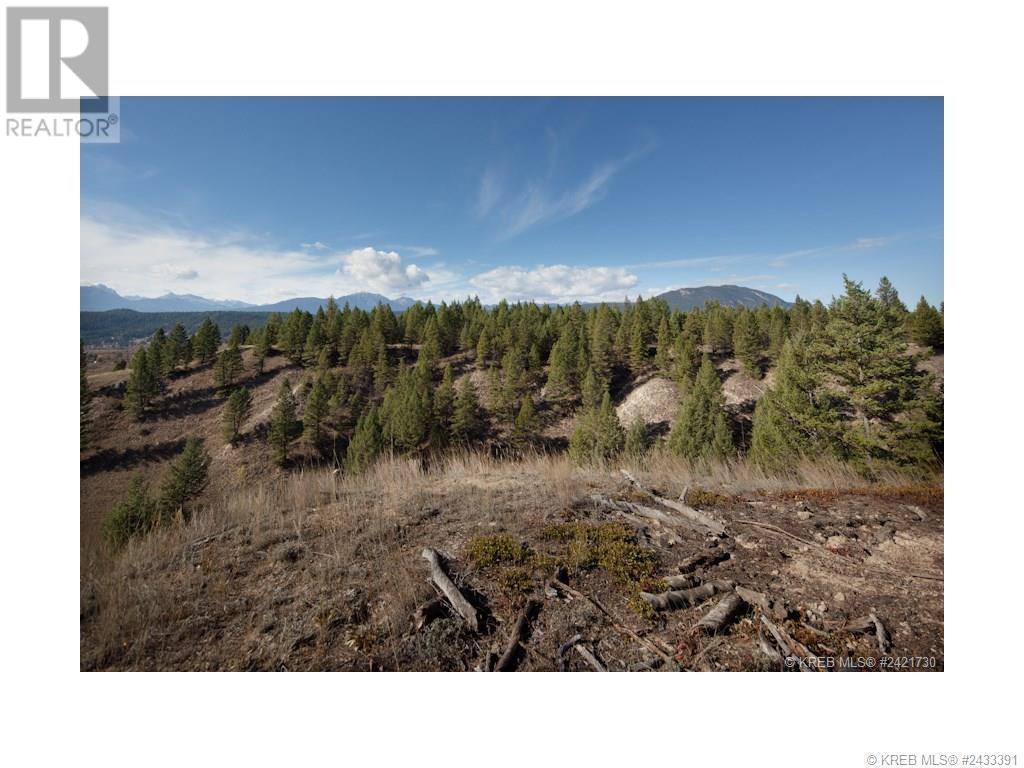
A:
[550,578,676,669]
[494,599,540,671]
[421,548,479,633]
[694,593,745,634]
[735,585,788,621]
[557,634,582,671]
[677,549,731,574]
[639,580,735,612]
[760,615,817,671]
[847,613,892,653]
[574,643,607,672]
[620,469,726,535]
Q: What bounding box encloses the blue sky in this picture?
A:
[81,97,943,306]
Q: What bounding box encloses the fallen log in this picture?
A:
[639,580,735,612]
[761,615,816,671]
[591,494,704,534]
[550,579,677,669]
[678,549,731,574]
[494,600,540,672]
[847,613,892,653]
[735,586,788,621]
[694,593,745,634]
[421,548,479,633]
[575,643,607,672]
[663,573,702,590]
[620,470,727,535]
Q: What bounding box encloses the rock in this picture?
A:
[796,508,812,521]
[833,592,846,604]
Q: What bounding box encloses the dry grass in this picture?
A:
[81,450,942,670]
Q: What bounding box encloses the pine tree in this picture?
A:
[303,377,331,444]
[813,276,940,464]
[214,340,244,391]
[668,356,733,462]
[475,327,492,369]
[193,317,221,365]
[346,406,383,473]
[654,318,672,373]
[268,378,301,466]
[671,335,700,387]
[910,296,943,351]
[451,378,483,445]
[569,391,624,464]
[431,365,457,447]
[157,436,210,522]
[749,336,845,471]
[102,474,158,549]
[512,394,538,443]
[124,346,157,419]
[222,386,253,444]
[590,305,618,381]
[628,318,647,373]
[253,328,270,373]
[876,276,908,330]
[167,323,190,371]
[732,311,763,378]
[380,365,432,451]
[581,366,604,412]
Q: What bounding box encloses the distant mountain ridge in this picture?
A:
[80,284,416,313]
[655,285,790,311]
[81,283,790,316]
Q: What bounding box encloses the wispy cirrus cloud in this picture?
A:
[768,235,895,267]
[478,140,654,240]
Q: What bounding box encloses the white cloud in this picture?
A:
[340,247,430,294]
[301,241,328,250]
[470,264,638,303]
[80,211,447,303]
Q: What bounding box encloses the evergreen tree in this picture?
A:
[214,340,244,391]
[590,305,618,381]
[654,318,672,373]
[668,356,733,462]
[222,386,253,444]
[732,311,764,378]
[569,391,624,464]
[749,336,845,471]
[876,276,909,329]
[581,366,604,412]
[193,317,221,365]
[628,318,647,372]
[451,378,483,445]
[124,346,158,419]
[157,436,210,522]
[814,277,940,464]
[228,324,250,346]
[167,323,190,371]
[346,406,384,473]
[431,365,457,447]
[268,378,301,465]
[910,296,943,351]
[671,334,700,387]
[512,394,538,443]
[303,377,331,443]
[380,365,432,451]
[475,327,492,369]
[102,475,158,549]
[253,328,270,373]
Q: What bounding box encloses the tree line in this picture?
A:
[86,275,943,485]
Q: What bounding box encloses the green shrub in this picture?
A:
[103,475,158,549]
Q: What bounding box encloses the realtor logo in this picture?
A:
[6,7,108,113]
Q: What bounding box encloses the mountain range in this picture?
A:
[81,283,789,314]
[80,284,417,313]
